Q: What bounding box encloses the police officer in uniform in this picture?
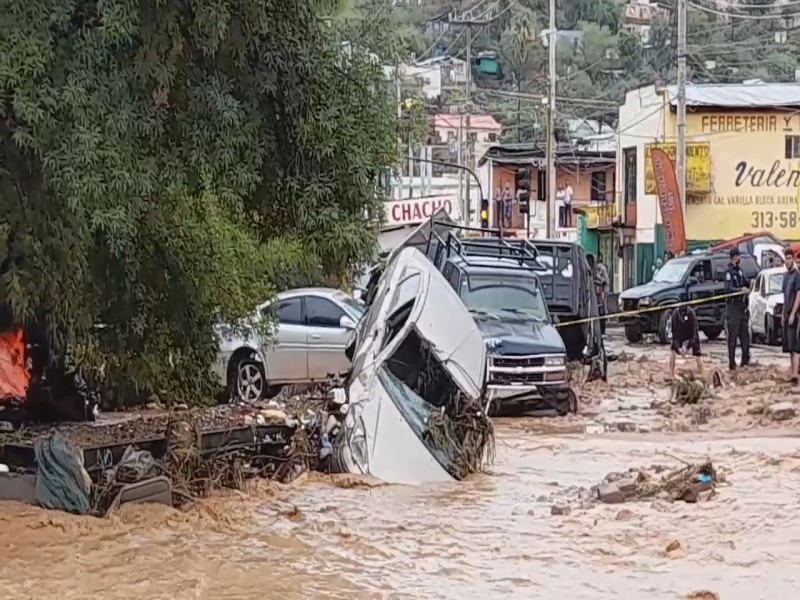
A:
[724,248,751,370]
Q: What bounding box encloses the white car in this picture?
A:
[748,266,785,346]
[214,288,365,402]
[331,246,490,485]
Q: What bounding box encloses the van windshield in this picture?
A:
[652,259,691,284]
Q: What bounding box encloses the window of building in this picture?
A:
[623,147,637,204]
[785,135,800,158]
[305,297,345,328]
[488,132,497,142]
[590,171,607,203]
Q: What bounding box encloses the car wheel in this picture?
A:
[702,326,723,341]
[624,324,642,344]
[235,360,266,403]
[657,308,673,345]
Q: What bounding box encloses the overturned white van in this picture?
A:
[329,246,493,485]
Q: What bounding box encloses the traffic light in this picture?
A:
[537,169,546,202]
[480,197,489,229]
[516,167,530,214]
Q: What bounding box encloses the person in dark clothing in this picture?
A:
[781,247,800,382]
[724,248,752,370]
[669,304,703,379]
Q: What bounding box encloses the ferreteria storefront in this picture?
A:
[618,83,800,285]
[681,108,800,244]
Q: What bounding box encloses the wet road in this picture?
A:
[1,333,799,600]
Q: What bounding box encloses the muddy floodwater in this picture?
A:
[2,332,800,600]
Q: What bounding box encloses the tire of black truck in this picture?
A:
[657,308,673,345]
[624,324,642,343]
[702,326,723,341]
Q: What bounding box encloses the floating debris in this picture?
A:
[688,592,720,600]
[594,458,720,505]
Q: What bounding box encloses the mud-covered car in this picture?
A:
[330,246,493,485]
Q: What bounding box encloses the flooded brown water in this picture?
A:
[3,426,800,599]
[2,334,800,600]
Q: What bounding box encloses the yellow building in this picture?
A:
[618,83,800,248]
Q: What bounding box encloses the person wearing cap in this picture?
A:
[781,247,800,382]
[724,247,752,370]
[668,304,703,379]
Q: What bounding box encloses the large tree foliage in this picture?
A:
[0,0,397,403]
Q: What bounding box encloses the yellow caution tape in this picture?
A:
[554,290,749,329]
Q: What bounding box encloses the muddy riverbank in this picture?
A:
[0,333,797,599]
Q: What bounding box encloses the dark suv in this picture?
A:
[618,251,759,344]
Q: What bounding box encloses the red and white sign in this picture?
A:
[384,196,457,227]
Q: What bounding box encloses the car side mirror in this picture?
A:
[352,288,366,304]
[687,276,699,286]
[340,315,356,330]
[551,314,560,325]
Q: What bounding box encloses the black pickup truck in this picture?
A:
[618,250,759,344]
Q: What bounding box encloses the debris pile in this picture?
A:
[671,370,712,405]
[426,394,495,479]
[594,459,720,505]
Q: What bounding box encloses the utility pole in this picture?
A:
[457,114,463,214]
[677,0,687,214]
[465,25,473,227]
[450,6,505,228]
[546,0,557,238]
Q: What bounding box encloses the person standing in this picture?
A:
[668,304,703,379]
[555,183,566,228]
[563,181,573,227]
[595,253,609,334]
[781,248,800,382]
[724,248,751,371]
[501,181,513,229]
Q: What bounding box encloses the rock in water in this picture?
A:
[597,482,625,504]
[768,402,796,422]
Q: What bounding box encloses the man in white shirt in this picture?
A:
[555,184,565,228]
[563,182,573,227]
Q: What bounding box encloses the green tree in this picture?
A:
[0,0,397,404]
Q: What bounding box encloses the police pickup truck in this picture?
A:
[618,250,759,344]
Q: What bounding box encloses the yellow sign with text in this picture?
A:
[644,142,712,194]
[582,203,617,229]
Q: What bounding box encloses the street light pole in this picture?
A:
[546,0,556,238]
[677,0,687,215]
[406,156,486,206]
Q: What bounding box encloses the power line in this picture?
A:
[688,0,800,19]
